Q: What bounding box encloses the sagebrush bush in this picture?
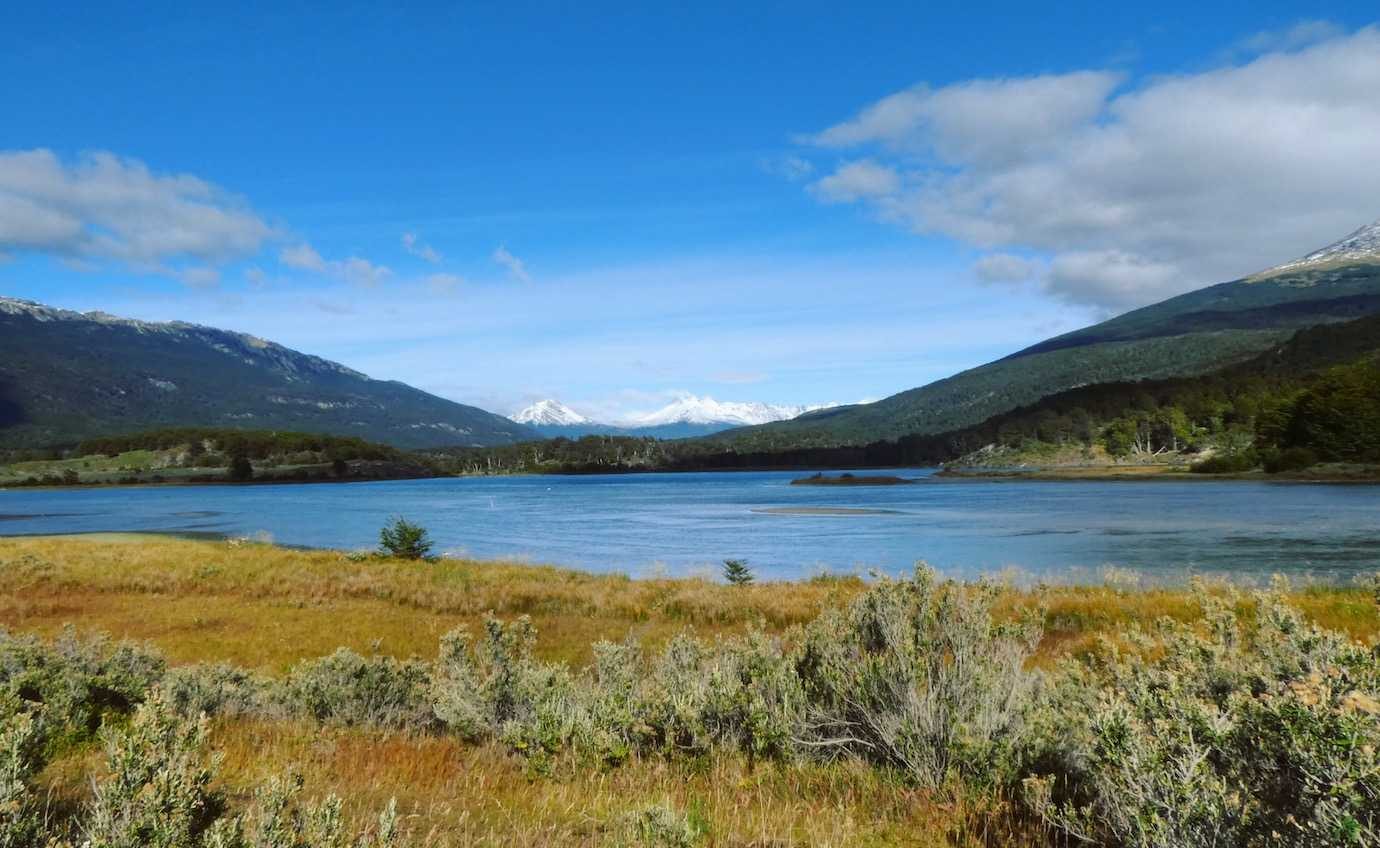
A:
[794,567,1042,788]
[1028,580,1380,847]
[163,662,274,720]
[0,693,47,847]
[84,689,224,847]
[281,648,434,729]
[0,626,166,747]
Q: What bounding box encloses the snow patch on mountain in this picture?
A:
[621,394,831,428]
[1256,219,1380,278]
[511,399,591,426]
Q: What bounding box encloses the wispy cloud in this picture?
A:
[492,245,530,282]
[279,242,392,287]
[402,232,442,264]
[799,25,1380,311]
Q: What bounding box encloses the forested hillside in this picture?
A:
[700,251,1380,451]
[0,298,536,449]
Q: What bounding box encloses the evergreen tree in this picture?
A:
[722,558,754,586]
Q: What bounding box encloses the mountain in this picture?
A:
[0,297,539,449]
[512,399,590,427]
[625,395,821,428]
[509,395,831,439]
[700,220,1380,451]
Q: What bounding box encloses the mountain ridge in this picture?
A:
[696,220,1380,451]
[0,296,538,449]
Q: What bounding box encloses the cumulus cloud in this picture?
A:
[972,253,1044,285]
[809,160,901,204]
[402,232,442,263]
[279,242,327,272]
[492,245,530,282]
[801,26,1380,310]
[0,149,274,268]
[279,241,392,286]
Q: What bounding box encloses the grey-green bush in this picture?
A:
[281,648,434,730]
[794,567,1042,789]
[1028,580,1380,847]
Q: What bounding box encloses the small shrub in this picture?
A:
[794,566,1042,789]
[615,803,705,847]
[1262,446,1320,473]
[721,559,753,586]
[1030,581,1380,847]
[163,662,273,720]
[84,689,224,847]
[0,695,47,847]
[226,455,254,481]
[281,649,434,729]
[378,517,434,561]
[1190,449,1258,474]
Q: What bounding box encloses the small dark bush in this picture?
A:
[226,455,254,481]
[1190,450,1258,474]
[1262,446,1319,473]
[379,517,434,560]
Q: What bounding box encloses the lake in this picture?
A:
[2,470,1379,583]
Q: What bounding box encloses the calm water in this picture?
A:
[2,470,1379,583]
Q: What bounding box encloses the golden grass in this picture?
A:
[200,718,1033,847]
[7,536,1378,846]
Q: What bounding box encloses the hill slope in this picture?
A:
[702,223,1380,450]
[0,298,537,449]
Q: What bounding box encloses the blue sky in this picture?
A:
[3,3,1380,420]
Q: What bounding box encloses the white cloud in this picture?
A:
[972,253,1043,285]
[492,245,530,282]
[0,149,274,267]
[801,26,1380,310]
[280,242,326,272]
[402,232,442,264]
[809,160,900,203]
[279,241,392,287]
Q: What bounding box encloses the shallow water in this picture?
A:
[2,470,1379,582]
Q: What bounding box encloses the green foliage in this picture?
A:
[0,626,166,747]
[721,559,753,586]
[0,694,47,848]
[796,567,1042,788]
[377,517,434,561]
[85,690,224,848]
[1262,446,1321,474]
[226,455,253,482]
[1029,581,1380,847]
[281,649,434,729]
[1190,449,1259,474]
[615,803,706,847]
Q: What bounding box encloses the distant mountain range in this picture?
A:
[511,395,836,439]
[0,298,538,449]
[700,220,1380,451]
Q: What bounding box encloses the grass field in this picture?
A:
[3,536,1379,846]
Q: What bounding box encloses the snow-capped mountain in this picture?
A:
[623,395,824,428]
[1261,219,1380,276]
[508,394,836,439]
[511,399,590,426]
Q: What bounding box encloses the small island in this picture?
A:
[790,472,914,486]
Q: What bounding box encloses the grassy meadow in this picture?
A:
[3,536,1379,846]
